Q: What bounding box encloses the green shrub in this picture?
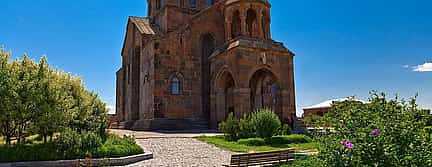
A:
[238,138,266,146]
[218,113,239,141]
[278,124,292,136]
[0,143,59,162]
[56,129,83,159]
[252,109,281,139]
[81,131,103,153]
[268,135,312,145]
[318,93,432,167]
[93,135,143,158]
[238,114,256,139]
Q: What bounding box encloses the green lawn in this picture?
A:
[196,135,318,153]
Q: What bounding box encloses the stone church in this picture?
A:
[116,0,296,130]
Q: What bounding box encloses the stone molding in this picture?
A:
[0,152,153,167]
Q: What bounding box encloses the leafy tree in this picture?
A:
[0,47,108,145]
[0,48,16,145]
[32,57,74,143]
[11,55,40,143]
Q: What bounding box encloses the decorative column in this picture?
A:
[256,10,263,38]
[211,89,226,129]
[233,88,251,117]
[266,18,271,39]
[225,18,232,41]
[240,9,247,36]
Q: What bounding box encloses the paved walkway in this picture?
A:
[109,129,222,139]
[124,138,233,167]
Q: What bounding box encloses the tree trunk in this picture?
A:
[43,135,47,144]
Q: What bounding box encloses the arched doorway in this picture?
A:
[249,69,281,118]
[215,71,235,125]
[201,33,215,122]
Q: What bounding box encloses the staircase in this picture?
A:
[292,118,309,135]
[130,118,210,131]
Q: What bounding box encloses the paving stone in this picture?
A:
[125,138,233,167]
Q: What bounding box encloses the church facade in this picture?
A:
[116,0,296,130]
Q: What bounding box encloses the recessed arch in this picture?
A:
[214,70,236,123]
[249,68,282,118]
[246,9,257,37]
[231,10,241,38]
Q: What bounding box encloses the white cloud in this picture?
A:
[106,105,115,115]
[403,65,410,69]
[413,62,432,72]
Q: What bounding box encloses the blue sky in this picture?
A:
[1,0,431,116]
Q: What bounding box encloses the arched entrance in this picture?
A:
[249,69,281,118]
[201,33,215,122]
[214,71,236,125]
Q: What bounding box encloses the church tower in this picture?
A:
[147,0,219,32]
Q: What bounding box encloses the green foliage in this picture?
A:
[303,115,327,127]
[0,134,143,162]
[238,138,266,146]
[0,47,108,145]
[218,113,239,141]
[238,114,256,139]
[0,143,59,162]
[318,93,432,167]
[56,129,84,158]
[252,109,281,139]
[268,135,312,145]
[94,135,143,158]
[197,135,318,153]
[279,156,324,167]
[278,124,292,136]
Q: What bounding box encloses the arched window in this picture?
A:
[231,10,241,38]
[189,0,197,8]
[171,77,181,95]
[207,0,214,6]
[246,9,257,37]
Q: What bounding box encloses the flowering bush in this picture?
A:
[318,93,432,166]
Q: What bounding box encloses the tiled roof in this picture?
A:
[129,16,157,35]
[303,98,368,110]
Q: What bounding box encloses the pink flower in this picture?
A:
[373,129,380,136]
[340,140,347,145]
[346,142,353,149]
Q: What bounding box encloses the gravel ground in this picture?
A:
[125,138,233,167]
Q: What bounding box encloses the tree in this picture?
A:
[11,55,40,143]
[0,48,16,145]
[32,57,74,143]
[0,47,108,145]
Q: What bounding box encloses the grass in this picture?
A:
[196,135,319,153]
[0,134,144,162]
